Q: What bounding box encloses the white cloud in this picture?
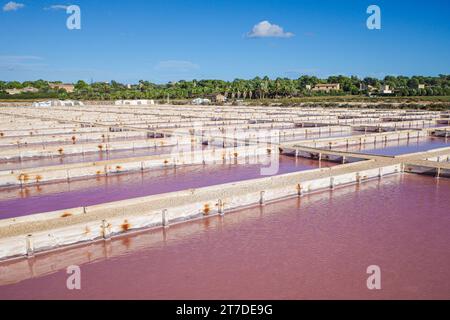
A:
[0,55,43,62]
[285,68,320,77]
[44,4,69,11]
[0,56,46,72]
[154,60,199,72]
[247,20,294,38]
[3,1,25,12]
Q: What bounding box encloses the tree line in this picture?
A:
[1,75,449,100]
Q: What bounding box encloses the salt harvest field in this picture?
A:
[0,103,449,299]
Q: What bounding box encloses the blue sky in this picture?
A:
[0,0,449,83]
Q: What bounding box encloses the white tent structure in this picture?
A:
[32,100,84,107]
[115,100,155,106]
[51,100,84,106]
[32,101,52,107]
[192,98,211,105]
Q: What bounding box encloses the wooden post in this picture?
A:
[297,184,303,196]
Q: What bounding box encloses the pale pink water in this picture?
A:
[0,156,334,218]
[0,174,449,300]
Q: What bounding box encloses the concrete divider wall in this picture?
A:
[0,136,198,160]
[0,125,112,136]
[282,148,367,163]
[293,130,426,149]
[0,131,149,147]
[381,115,439,121]
[433,129,450,137]
[427,155,450,162]
[404,162,450,176]
[352,120,435,132]
[202,125,352,146]
[0,123,80,133]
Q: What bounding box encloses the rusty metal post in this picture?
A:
[297,184,303,197]
[218,199,225,216]
[102,220,111,240]
[356,172,361,184]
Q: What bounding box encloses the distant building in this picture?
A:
[5,89,20,95]
[5,87,39,95]
[49,83,75,93]
[305,84,312,90]
[214,94,227,103]
[311,83,341,92]
[380,85,393,95]
[192,98,211,105]
[359,83,377,92]
[417,84,426,90]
